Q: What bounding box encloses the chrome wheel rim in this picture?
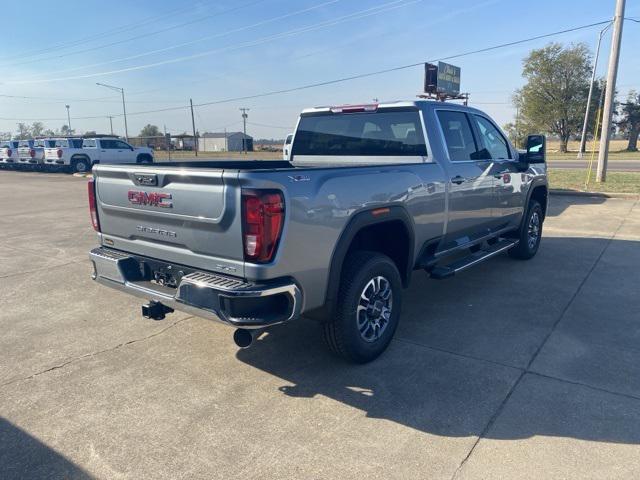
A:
[357,276,393,343]
[527,211,540,249]
[76,162,87,172]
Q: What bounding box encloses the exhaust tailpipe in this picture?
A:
[233,328,265,349]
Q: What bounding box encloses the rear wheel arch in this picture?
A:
[324,207,415,312]
[137,153,153,163]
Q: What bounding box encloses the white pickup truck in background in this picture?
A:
[18,139,56,167]
[44,137,154,173]
[0,140,20,165]
[282,133,293,160]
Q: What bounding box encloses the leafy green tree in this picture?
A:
[31,122,45,137]
[43,129,56,137]
[502,121,531,149]
[16,123,31,139]
[618,91,640,151]
[513,43,592,152]
[60,125,73,136]
[140,124,161,137]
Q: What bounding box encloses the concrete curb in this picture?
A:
[550,189,640,200]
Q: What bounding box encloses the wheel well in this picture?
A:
[346,220,411,286]
[530,185,548,218]
[71,154,89,163]
[137,153,152,162]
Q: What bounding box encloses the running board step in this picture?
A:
[429,239,518,280]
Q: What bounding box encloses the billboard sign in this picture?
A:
[424,62,461,97]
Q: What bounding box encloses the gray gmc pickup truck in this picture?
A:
[89,100,548,363]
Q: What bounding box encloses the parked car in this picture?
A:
[45,137,154,173]
[282,133,293,160]
[0,140,20,165]
[88,100,548,363]
[18,139,55,167]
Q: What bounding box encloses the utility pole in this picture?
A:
[190,98,198,157]
[96,83,129,141]
[578,22,612,158]
[596,0,625,182]
[65,105,71,132]
[164,124,171,161]
[240,108,249,154]
[107,116,114,135]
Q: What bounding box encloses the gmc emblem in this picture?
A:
[128,190,173,208]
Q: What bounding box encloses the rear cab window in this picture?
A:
[54,139,69,148]
[83,139,97,148]
[291,108,427,164]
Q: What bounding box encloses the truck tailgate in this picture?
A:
[94,165,245,277]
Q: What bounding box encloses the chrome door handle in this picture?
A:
[451,175,465,185]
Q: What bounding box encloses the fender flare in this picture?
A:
[324,205,415,310]
[525,179,549,218]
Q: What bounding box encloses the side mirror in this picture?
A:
[525,134,545,163]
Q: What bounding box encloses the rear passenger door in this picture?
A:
[470,114,524,228]
[99,139,123,163]
[435,110,495,247]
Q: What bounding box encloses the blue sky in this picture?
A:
[0,0,638,139]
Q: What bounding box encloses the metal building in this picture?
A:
[199,132,253,152]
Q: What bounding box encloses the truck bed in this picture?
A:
[153,159,294,170]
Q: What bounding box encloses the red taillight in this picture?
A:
[29,149,35,157]
[242,190,284,263]
[88,178,100,232]
[56,149,63,158]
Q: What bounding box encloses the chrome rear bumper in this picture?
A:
[89,247,302,328]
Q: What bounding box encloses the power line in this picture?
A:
[0,2,214,63]
[25,0,341,79]
[5,0,423,84]
[0,19,613,123]
[1,0,268,68]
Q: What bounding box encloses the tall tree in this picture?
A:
[31,122,45,137]
[618,91,640,151]
[60,125,72,136]
[513,43,592,152]
[16,123,31,139]
[140,124,161,137]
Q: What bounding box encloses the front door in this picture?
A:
[469,114,525,229]
[435,110,495,248]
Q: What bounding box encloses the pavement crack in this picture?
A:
[449,201,636,480]
[0,316,194,388]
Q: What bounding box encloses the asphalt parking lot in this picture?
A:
[0,170,639,480]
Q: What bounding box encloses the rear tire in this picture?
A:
[323,251,402,363]
[509,200,543,260]
[137,154,153,164]
[71,157,90,174]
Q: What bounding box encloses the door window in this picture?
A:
[100,140,117,149]
[436,110,481,161]
[472,115,511,160]
[114,140,131,149]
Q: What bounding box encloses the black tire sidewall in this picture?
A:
[72,158,89,173]
[521,201,543,256]
[336,253,402,363]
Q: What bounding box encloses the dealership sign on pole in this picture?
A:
[424,62,462,97]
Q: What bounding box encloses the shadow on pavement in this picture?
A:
[236,236,640,445]
[547,194,607,217]
[0,417,92,480]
